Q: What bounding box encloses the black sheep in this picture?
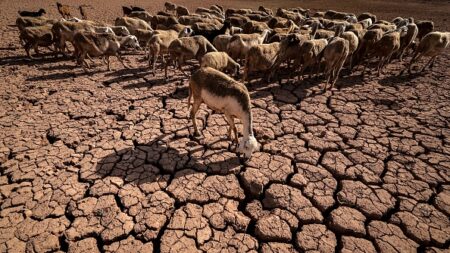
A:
[18,8,46,17]
[193,20,231,43]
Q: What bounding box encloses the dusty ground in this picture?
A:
[1,0,450,252]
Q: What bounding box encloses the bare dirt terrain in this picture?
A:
[1,0,450,252]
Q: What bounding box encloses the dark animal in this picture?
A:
[122,6,132,16]
[18,9,46,17]
[192,20,231,43]
[131,6,145,12]
[416,20,434,40]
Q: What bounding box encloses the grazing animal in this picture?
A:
[188,67,260,158]
[397,18,418,61]
[243,42,281,83]
[176,5,190,17]
[56,2,72,19]
[227,29,271,61]
[122,6,132,16]
[401,32,450,74]
[192,20,231,43]
[114,17,152,35]
[18,9,46,17]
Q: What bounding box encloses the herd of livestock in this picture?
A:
[14,2,450,158]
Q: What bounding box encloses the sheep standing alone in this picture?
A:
[201,52,240,76]
[402,32,450,74]
[188,67,260,158]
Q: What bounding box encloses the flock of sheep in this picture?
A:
[15,2,450,158]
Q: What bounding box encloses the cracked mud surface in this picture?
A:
[1,0,450,252]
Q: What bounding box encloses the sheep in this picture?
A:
[358,18,372,29]
[188,67,260,158]
[352,28,383,70]
[243,42,281,83]
[192,20,231,42]
[258,6,273,15]
[128,11,153,23]
[176,6,190,17]
[156,23,189,33]
[267,17,290,29]
[114,17,152,35]
[94,26,115,35]
[200,52,240,76]
[269,33,311,81]
[56,2,72,19]
[401,32,449,75]
[369,23,396,32]
[244,13,271,22]
[150,15,179,29]
[397,18,418,61]
[164,2,177,13]
[416,20,434,40]
[362,26,408,76]
[276,8,304,23]
[358,12,377,24]
[242,21,271,34]
[213,34,232,52]
[296,36,329,80]
[226,15,250,27]
[229,27,243,35]
[122,6,132,16]
[340,29,359,70]
[16,17,57,32]
[321,25,350,91]
[134,29,155,53]
[109,26,131,36]
[73,32,140,71]
[227,29,271,61]
[195,7,224,19]
[19,24,54,59]
[210,5,223,15]
[79,5,87,20]
[51,20,95,56]
[18,9,46,17]
[148,27,193,74]
[165,35,218,79]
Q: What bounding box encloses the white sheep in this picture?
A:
[188,67,260,158]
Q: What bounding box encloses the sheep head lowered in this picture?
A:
[237,135,260,158]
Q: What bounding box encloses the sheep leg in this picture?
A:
[421,56,436,72]
[428,56,437,70]
[406,51,421,74]
[117,54,130,69]
[190,100,202,137]
[24,42,34,59]
[106,56,111,71]
[224,113,238,144]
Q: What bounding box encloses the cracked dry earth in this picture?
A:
[1,2,450,253]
